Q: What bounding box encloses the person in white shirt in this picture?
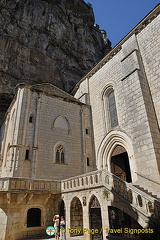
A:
[53,215,60,240]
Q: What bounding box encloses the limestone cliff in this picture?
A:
[0,0,111,121]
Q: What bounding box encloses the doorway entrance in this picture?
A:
[59,200,65,218]
[27,208,41,227]
[111,145,132,183]
[89,196,102,240]
[70,197,83,236]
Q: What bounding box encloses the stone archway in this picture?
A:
[59,200,65,219]
[70,197,83,236]
[97,130,137,183]
[111,145,132,183]
[108,206,142,239]
[89,195,102,240]
[27,208,41,227]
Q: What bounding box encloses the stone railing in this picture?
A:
[0,177,61,194]
[61,170,104,191]
[0,171,159,216]
[61,169,160,217]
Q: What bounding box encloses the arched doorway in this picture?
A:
[89,195,102,240]
[27,208,41,227]
[111,145,132,183]
[59,200,65,219]
[70,197,83,236]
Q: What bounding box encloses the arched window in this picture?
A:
[55,145,65,164]
[104,88,118,129]
[53,116,69,133]
[107,90,118,128]
[27,208,41,227]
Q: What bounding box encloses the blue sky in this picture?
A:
[84,0,159,47]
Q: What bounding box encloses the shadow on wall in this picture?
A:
[140,214,160,240]
[105,177,160,240]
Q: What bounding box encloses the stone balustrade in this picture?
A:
[0,177,61,194]
[61,170,104,191]
[0,170,159,217]
[61,169,160,217]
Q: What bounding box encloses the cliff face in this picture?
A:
[0,0,111,121]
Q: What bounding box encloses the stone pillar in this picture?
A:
[101,199,110,240]
[64,198,71,238]
[32,95,42,178]
[83,203,90,240]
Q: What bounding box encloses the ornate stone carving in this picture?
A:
[90,196,100,208]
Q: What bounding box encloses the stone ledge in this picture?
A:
[0,177,61,194]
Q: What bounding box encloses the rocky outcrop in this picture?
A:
[0,0,111,121]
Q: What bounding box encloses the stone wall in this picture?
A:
[0,84,96,179]
[74,12,160,195]
[0,192,60,240]
[137,15,160,128]
[0,88,25,177]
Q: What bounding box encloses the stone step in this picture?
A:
[133,185,160,201]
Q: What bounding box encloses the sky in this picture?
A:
[84,0,160,47]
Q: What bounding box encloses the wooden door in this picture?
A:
[111,151,132,183]
[111,155,126,181]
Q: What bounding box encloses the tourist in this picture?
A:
[60,216,66,240]
[53,215,60,240]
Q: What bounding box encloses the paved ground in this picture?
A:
[25,236,84,240]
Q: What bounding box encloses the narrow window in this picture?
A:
[27,208,41,227]
[61,151,65,163]
[55,145,65,164]
[25,150,29,160]
[29,115,33,123]
[87,157,90,166]
[107,90,118,128]
[85,129,89,134]
[56,151,60,163]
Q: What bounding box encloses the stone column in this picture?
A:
[32,95,42,178]
[101,199,110,240]
[64,197,71,238]
[83,202,90,240]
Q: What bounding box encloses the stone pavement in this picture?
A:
[25,236,84,240]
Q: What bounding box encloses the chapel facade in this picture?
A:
[0,4,160,240]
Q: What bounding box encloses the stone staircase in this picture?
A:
[61,169,160,219]
[133,184,160,201]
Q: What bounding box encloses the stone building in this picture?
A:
[0,4,160,240]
